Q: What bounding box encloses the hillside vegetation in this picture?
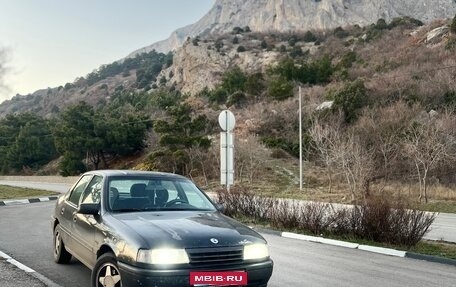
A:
[1,16,456,208]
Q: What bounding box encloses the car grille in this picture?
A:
[186,246,243,267]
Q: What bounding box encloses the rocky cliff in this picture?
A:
[129,0,456,55]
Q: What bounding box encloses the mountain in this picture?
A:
[1,0,456,117]
[128,0,456,55]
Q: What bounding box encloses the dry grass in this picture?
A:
[206,155,456,213]
[0,185,59,200]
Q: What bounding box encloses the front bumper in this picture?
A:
[118,260,273,287]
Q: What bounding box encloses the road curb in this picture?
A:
[0,196,58,207]
[255,227,456,266]
[0,250,62,287]
[358,245,406,257]
[405,252,456,267]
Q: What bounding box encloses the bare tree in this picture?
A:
[310,115,374,201]
[353,102,416,186]
[234,135,263,184]
[309,116,342,193]
[187,146,219,186]
[403,112,456,203]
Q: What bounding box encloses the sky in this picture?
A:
[0,0,214,102]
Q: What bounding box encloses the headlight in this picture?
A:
[243,243,269,260]
[137,248,189,265]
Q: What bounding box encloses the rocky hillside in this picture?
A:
[1,16,455,117]
[129,0,456,55]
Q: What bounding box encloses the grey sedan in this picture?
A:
[51,170,273,287]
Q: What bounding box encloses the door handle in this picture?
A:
[72,212,78,222]
[60,207,65,215]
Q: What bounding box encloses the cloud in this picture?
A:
[0,47,11,103]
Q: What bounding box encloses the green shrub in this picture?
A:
[337,51,357,69]
[215,40,224,51]
[232,27,244,34]
[443,90,456,108]
[388,16,424,29]
[261,137,299,157]
[303,31,317,42]
[208,88,229,104]
[227,91,247,107]
[237,45,246,52]
[192,37,199,46]
[330,79,367,123]
[270,56,334,85]
[261,40,268,49]
[446,37,456,50]
[245,73,265,96]
[289,46,305,58]
[288,35,298,46]
[334,27,349,38]
[267,77,294,100]
[222,66,247,94]
[375,18,388,30]
[59,153,86,177]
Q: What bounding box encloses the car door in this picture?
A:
[59,174,93,255]
[72,175,103,268]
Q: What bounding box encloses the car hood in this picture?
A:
[111,211,264,249]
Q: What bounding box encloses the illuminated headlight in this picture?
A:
[137,248,189,265]
[243,243,269,260]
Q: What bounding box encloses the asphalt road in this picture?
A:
[426,212,456,242]
[0,202,455,287]
[1,179,455,243]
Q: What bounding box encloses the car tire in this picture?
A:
[91,252,122,287]
[53,224,72,264]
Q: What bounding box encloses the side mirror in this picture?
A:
[215,203,225,213]
[78,203,100,215]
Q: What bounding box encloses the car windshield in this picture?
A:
[107,176,216,212]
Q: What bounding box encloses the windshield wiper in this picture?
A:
[112,208,143,212]
[161,208,211,211]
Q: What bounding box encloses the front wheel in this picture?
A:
[53,224,72,264]
[91,252,122,287]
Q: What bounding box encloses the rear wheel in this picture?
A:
[91,252,122,287]
[53,224,72,264]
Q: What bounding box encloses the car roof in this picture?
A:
[82,170,188,180]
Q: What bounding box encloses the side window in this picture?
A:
[81,176,103,205]
[161,181,178,200]
[68,175,92,206]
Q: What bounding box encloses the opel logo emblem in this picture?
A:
[210,238,219,244]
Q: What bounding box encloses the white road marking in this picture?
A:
[0,250,63,286]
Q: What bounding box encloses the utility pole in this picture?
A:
[299,86,303,191]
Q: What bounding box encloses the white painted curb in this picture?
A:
[282,232,320,243]
[318,237,359,249]
[279,231,406,257]
[0,196,58,207]
[358,245,406,257]
[3,199,29,205]
[282,232,359,249]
